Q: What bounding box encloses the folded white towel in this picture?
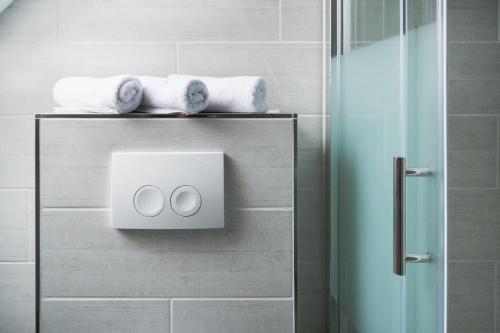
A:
[53,75,143,113]
[194,76,268,113]
[138,75,209,115]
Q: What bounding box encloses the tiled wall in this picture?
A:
[447,0,500,332]
[39,118,295,333]
[0,1,330,332]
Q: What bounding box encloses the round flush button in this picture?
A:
[133,185,165,217]
[170,185,202,217]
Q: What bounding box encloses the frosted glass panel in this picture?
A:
[405,1,445,332]
[333,2,405,330]
[330,0,445,332]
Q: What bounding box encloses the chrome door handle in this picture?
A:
[393,157,406,276]
[393,156,432,276]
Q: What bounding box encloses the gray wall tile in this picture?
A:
[0,42,176,116]
[0,6,57,42]
[448,149,497,188]
[281,0,323,41]
[0,263,35,333]
[40,300,170,333]
[448,116,497,188]
[449,43,500,81]
[447,8,500,330]
[40,118,294,208]
[448,262,494,296]
[42,251,292,298]
[0,42,177,83]
[171,299,293,333]
[8,0,57,8]
[298,115,324,190]
[448,295,494,332]
[448,0,498,41]
[298,116,323,150]
[28,190,35,262]
[178,43,323,114]
[298,149,324,190]
[448,190,500,260]
[448,189,500,224]
[0,82,54,116]
[0,191,30,261]
[41,209,292,297]
[325,0,331,41]
[41,209,293,253]
[59,1,279,41]
[449,80,500,115]
[0,117,35,188]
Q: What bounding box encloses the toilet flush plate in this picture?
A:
[111,152,224,229]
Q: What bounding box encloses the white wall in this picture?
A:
[0,1,330,332]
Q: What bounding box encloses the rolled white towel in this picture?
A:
[138,75,209,115]
[53,75,143,113]
[197,76,268,113]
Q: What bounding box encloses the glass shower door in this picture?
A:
[330,0,445,332]
[405,0,446,332]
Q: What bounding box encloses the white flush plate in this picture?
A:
[111,152,224,229]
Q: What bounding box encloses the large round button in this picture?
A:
[133,185,165,217]
[170,185,202,217]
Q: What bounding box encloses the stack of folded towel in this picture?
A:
[52,74,269,114]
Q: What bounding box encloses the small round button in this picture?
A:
[170,185,202,217]
[133,185,165,217]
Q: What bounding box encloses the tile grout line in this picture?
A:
[40,206,295,211]
[448,187,500,191]
[163,297,295,301]
[0,115,37,119]
[0,40,323,45]
[43,297,294,301]
[449,260,500,263]
[449,259,500,263]
[448,114,500,118]
[448,40,500,44]
[0,188,35,191]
